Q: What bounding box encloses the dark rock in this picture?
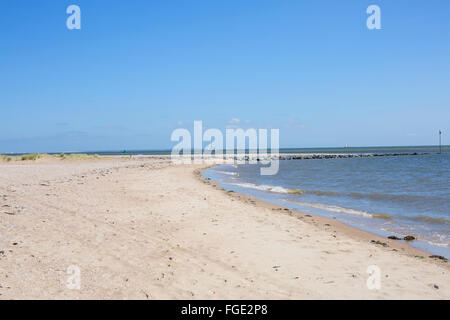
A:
[403,236,415,241]
[388,236,402,240]
[429,255,448,262]
[371,240,388,247]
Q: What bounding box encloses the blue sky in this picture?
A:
[1,0,449,153]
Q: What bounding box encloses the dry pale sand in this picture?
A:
[0,157,448,299]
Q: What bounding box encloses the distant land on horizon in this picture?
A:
[1,145,448,156]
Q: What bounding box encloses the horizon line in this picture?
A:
[1,144,449,156]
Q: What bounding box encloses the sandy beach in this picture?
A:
[0,157,448,299]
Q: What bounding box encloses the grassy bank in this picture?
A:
[0,153,101,162]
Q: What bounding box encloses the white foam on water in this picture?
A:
[214,170,239,176]
[286,200,374,218]
[229,182,385,218]
[230,182,291,194]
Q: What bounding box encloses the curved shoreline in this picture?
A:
[195,165,448,266]
[1,157,448,299]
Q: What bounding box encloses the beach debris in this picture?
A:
[2,205,16,215]
[371,240,388,247]
[403,236,415,241]
[272,266,281,271]
[387,236,402,240]
[141,290,150,299]
[434,285,439,289]
[429,255,448,262]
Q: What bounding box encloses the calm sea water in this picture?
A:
[203,147,450,258]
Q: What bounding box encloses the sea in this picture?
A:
[202,146,450,258]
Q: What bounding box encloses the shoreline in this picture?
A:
[0,157,448,299]
[195,166,446,264]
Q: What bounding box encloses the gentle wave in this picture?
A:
[228,180,392,219]
[402,216,450,226]
[230,182,294,194]
[214,170,239,176]
[380,226,449,247]
[425,241,450,248]
[233,182,445,204]
[229,182,337,196]
[284,200,388,218]
[227,182,448,224]
[347,191,446,203]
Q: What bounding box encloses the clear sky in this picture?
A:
[1,0,449,153]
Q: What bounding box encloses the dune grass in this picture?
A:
[0,155,13,162]
[21,153,41,161]
[0,153,101,162]
[0,153,43,162]
[58,153,100,160]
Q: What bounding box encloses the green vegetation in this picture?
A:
[0,155,13,162]
[1,153,102,162]
[0,153,42,161]
[20,153,41,161]
[59,153,100,160]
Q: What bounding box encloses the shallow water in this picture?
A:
[202,148,450,258]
